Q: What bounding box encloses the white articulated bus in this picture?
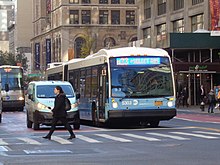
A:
[46,47,176,127]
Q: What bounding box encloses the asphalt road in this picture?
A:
[0,109,220,165]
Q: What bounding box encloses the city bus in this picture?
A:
[0,65,25,111]
[46,47,176,127]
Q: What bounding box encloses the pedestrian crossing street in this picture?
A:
[0,130,220,146]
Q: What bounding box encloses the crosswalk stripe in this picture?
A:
[147,133,190,140]
[193,131,220,136]
[95,134,132,142]
[170,132,219,139]
[17,137,41,145]
[77,135,102,143]
[52,136,73,144]
[0,139,8,145]
[122,133,161,141]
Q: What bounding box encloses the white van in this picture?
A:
[25,81,80,130]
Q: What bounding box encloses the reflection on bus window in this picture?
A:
[111,64,173,98]
[0,71,23,90]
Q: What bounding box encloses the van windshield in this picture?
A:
[36,85,74,98]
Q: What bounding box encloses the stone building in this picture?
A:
[0,0,15,52]
[137,0,220,105]
[31,0,138,72]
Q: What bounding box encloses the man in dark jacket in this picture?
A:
[207,89,215,113]
[43,86,75,140]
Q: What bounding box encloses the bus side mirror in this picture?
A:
[76,93,80,100]
[5,84,9,92]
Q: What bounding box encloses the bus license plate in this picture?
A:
[155,101,163,106]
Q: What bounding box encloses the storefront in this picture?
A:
[167,33,220,105]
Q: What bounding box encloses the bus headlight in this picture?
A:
[18,96,24,100]
[167,101,173,107]
[112,102,118,108]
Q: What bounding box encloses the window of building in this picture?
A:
[156,23,166,41]
[69,0,79,3]
[192,14,204,32]
[99,10,108,24]
[192,0,204,5]
[174,0,184,10]
[82,0,90,3]
[111,10,120,24]
[126,10,135,25]
[126,0,135,4]
[104,37,116,48]
[99,0,108,4]
[144,0,151,19]
[173,19,184,33]
[82,10,91,24]
[158,0,166,15]
[111,0,120,4]
[143,27,151,39]
[70,10,79,24]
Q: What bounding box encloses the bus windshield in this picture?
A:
[0,68,23,90]
[36,85,74,98]
[110,57,174,98]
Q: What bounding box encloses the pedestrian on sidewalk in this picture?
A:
[43,86,76,140]
[199,85,206,103]
[207,89,215,113]
[181,87,188,107]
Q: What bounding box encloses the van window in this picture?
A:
[36,85,74,98]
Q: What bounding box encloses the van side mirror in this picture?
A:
[76,93,80,100]
[5,84,9,92]
[28,94,33,100]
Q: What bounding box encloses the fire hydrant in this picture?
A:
[200,101,205,111]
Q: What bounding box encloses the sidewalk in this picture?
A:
[177,105,220,115]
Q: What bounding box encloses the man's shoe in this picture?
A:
[68,135,76,140]
[43,136,51,140]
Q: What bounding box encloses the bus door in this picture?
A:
[97,66,107,121]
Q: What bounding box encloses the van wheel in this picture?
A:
[26,114,33,128]
[73,123,80,130]
[19,107,24,111]
[149,120,160,127]
[33,123,40,130]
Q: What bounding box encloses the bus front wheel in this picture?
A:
[92,102,99,126]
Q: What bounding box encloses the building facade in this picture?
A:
[31,0,138,73]
[138,0,220,105]
[8,0,33,74]
[0,0,15,52]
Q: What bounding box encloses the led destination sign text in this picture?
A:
[116,57,161,65]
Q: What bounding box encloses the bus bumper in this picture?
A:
[108,109,176,121]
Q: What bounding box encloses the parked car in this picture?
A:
[25,81,80,130]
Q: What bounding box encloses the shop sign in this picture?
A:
[189,65,207,71]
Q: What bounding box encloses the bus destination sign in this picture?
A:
[116,57,161,66]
